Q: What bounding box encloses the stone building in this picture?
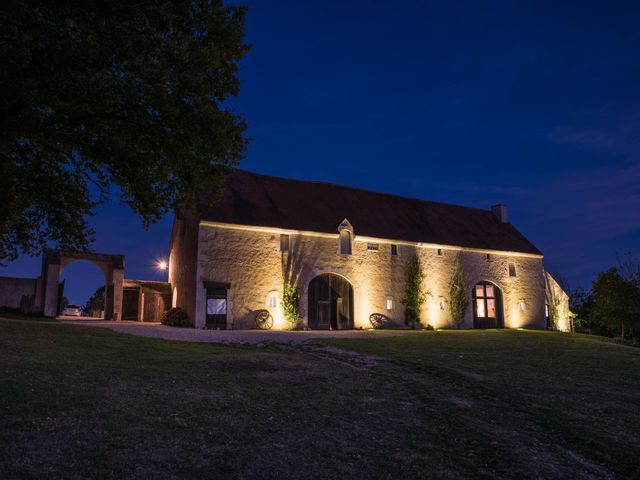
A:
[169,169,571,331]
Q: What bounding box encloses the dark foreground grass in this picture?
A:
[1,319,639,479]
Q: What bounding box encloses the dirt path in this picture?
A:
[61,319,406,344]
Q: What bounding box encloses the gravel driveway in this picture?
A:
[62,320,405,344]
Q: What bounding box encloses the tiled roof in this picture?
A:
[197,169,542,255]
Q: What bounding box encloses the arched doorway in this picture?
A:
[308,273,354,330]
[472,282,504,329]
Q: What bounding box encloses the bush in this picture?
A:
[160,308,191,327]
[402,255,427,329]
[449,258,468,329]
[282,281,302,330]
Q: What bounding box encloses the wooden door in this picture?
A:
[472,283,503,329]
[56,279,65,316]
[308,274,354,330]
[122,288,139,320]
[317,300,331,329]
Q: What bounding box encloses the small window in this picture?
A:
[508,263,517,277]
[390,244,398,256]
[386,297,394,310]
[280,234,290,253]
[437,249,443,256]
[367,243,379,251]
[340,230,352,255]
[268,293,278,309]
[207,298,227,315]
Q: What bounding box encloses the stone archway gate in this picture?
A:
[39,249,125,319]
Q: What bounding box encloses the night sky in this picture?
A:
[2,1,639,304]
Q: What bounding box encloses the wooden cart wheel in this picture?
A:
[255,310,274,330]
[369,312,389,329]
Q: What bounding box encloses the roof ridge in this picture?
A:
[232,168,493,216]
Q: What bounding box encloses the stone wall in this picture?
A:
[545,272,572,332]
[168,212,200,325]
[191,222,548,330]
[0,276,39,312]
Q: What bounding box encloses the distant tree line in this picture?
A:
[571,254,640,344]
[84,286,105,317]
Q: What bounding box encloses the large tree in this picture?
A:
[0,0,249,262]
[589,267,640,343]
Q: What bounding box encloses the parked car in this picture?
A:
[61,304,83,316]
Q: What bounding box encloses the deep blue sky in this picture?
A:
[2,0,639,304]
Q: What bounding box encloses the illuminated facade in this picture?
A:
[168,170,570,331]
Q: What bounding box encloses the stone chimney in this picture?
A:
[491,204,508,223]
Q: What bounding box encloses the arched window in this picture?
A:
[472,282,503,329]
[339,229,352,255]
[337,218,353,255]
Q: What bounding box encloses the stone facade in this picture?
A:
[174,221,550,330]
[545,272,573,332]
[168,211,200,323]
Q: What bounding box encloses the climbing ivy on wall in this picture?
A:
[550,297,561,330]
[449,258,469,328]
[402,255,427,329]
[282,281,302,330]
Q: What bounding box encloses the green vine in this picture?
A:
[402,255,427,329]
[550,297,561,330]
[449,259,469,328]
[282,281,302,330]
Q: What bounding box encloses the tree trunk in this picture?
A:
[621,321,625,344]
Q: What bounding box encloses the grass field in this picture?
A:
[1,317,639,479]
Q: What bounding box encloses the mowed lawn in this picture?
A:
[1,318,639,479]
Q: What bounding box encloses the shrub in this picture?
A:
[160,308,191,327]
[282,281,302,330]
[449,258,469,328]
[402,255,427,329]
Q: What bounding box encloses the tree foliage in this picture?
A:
[0,0,249,262]
[590,268,640,343]
[402,255,426,329]
[84,285,105,315]
[572,253,640,343]
[449,258,468,328]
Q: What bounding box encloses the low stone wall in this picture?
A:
[0,276,39,312]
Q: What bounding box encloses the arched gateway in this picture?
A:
[308,273,354,330]
[41,249,125,319]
